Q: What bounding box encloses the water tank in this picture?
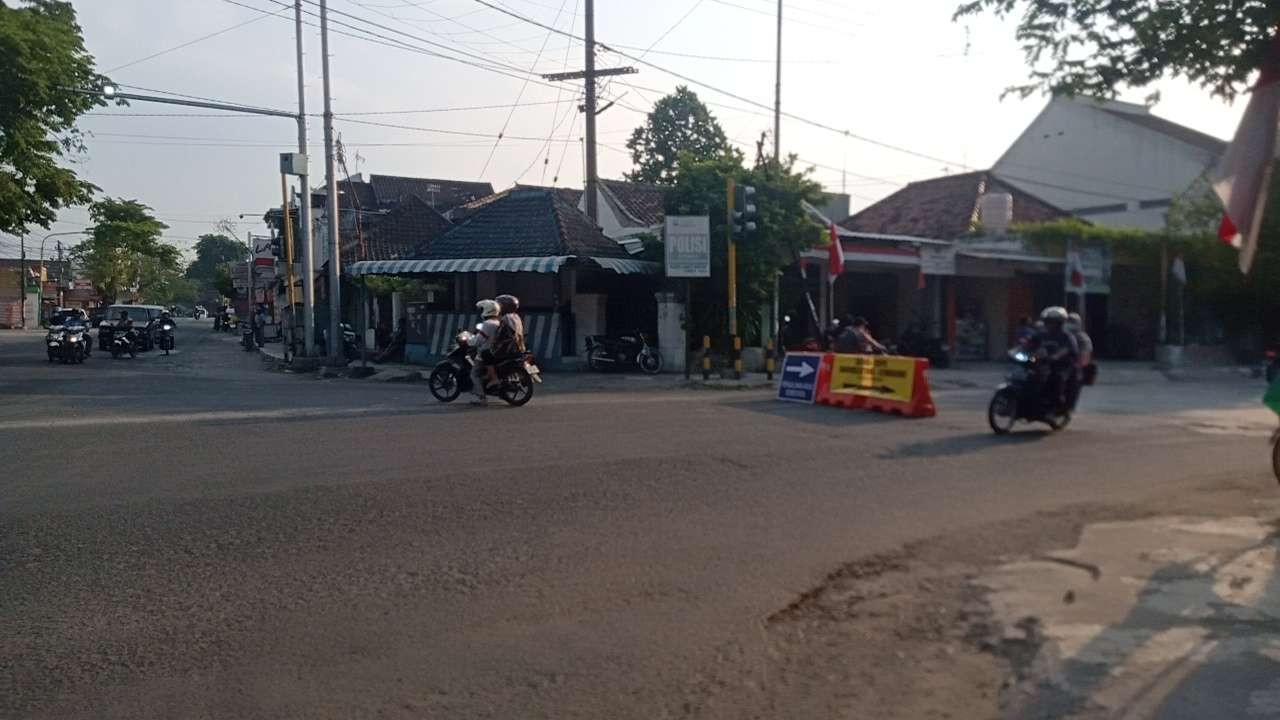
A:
[979,193,1013,234]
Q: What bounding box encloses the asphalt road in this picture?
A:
[1,322,1275,719]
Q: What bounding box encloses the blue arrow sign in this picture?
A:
[777,353,820,404]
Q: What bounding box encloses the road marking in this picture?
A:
[0,405,401,431]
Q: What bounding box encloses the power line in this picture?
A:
[468,0,971,170]
[335,116,582,142]
[86,99,571,118]
[478,0,570,178]
[103,6,289,73]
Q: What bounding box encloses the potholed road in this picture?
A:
[1,324,1273,719]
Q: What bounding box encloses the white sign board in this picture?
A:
[918,246,957,275]
[664,215,711,278]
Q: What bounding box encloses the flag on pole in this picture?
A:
[827,222,845,282]
[1067,249,1086,294]
[1171,255,1187,285]
[1213,35,1280,274]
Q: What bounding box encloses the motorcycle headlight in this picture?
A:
[67,336,78,343]
[1012,350,1030,363]
[162,324,173,331]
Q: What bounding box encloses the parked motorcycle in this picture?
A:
[987,347,1077,434]
[315,323,361,360]
[157,319,176,355]
[585,330,662,374]
[46,324,88,363]
[110,329,141,359]
[428,327,540,406]
[891,323,951,369]
[241,322,256,352]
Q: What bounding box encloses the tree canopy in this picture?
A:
[626,86,739,185]
[666,153,825,344]
[185,233,248,281]
[70,198,178,304]
[954,0,1280,100]
[0,0,112,235]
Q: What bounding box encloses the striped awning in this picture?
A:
[588,257,661,274]
[349,255,661,276]
[349,256,569,276]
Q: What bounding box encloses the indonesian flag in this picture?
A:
[1213,35,1280,274]
[1067,249,1086,293]
[827,223,845,282]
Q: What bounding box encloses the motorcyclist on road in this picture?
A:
[470,299,502,406]
[1037,306,1079,408]
[834,315,888,354]
[115,310,138,350]
[494,294,526,357]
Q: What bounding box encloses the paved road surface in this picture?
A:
[1,323,1274,719]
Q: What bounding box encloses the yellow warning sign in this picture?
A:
[828,354,917,402]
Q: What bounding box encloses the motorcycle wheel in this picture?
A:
[498,369,535,406]
[428,365,462,402]
[1047,411,1071,431]
[638,350,663,375]
[1271,429,1280,484]
[587,346,608,372]
[988,389,1018,435]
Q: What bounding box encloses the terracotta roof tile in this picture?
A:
[841,170,1069,239]
[600,179,666,226]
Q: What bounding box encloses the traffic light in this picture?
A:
[733,184,757,237]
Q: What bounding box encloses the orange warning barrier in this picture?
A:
[813,352,936,418]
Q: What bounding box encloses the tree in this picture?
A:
[69,198,177,304]
[954,0,1280,100]
[0,1,113,235]
[626,86,740,185]
[185,233,248,281]
[666,153,825,344]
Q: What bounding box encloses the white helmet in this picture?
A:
[1067,312,1083,326]
[476,299,500,319]
[1040,306,1068,323]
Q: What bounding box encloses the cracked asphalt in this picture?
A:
[1,321,1276,719]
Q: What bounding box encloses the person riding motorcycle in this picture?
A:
[494,294,526,355]
[1037,306,1079,408]
[470,299,502,406]
[833,315,888,354]
[115,310,139,351]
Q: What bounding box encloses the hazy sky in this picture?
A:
[0,0,1248,261]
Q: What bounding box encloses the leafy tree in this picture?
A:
[954,0,1280,100]
[666,153,825,344]
[69,198,177,304]
[0,1,113,235]
[211,265,235,301]
[626,86,740,185]
[185,233,248,281]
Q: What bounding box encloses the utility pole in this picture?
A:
[56,241,64,307]
[295,0,316,356]
[18,235,26,329]
[774,0,782,161]
[541,0,635,224]
[320,0,342,361]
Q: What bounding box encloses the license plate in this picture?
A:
[527,363,543,382]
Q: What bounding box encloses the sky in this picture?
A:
[0,0,1249,262]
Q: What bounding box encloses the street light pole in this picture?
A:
[295,0,316,357]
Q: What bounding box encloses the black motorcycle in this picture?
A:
[987,347,1076,434]
[315,323,360,360]
[892,322,951,369]
[585,330,663,374]
[428,327,540,406]
[241,321,256,352]
[110,328,141,359]
[46,324,89,363]
[157,319,176,355]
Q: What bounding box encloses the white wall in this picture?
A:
[993,98,1219,231]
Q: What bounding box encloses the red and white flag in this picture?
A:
[1214,35,1280,274]
[827,222,845,282]
[1067,249,1086,293]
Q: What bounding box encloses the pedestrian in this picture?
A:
[253,303,268,347]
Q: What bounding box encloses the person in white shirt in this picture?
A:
[471,299,501,405]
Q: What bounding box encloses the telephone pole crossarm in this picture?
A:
[540,67,636,82]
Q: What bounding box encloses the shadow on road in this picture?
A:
[880,430,1051,459]
[727,398,896,427]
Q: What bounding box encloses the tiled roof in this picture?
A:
[369,175,494,211]
[516,183,584,208]
[311,178,375,210]
[841,170,1069,239]
[1099,109,1226,155]
[425,188,630,260]
[341,195,452,265]
[600,179,666,227]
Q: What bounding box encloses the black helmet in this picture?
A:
[495,294,520,314]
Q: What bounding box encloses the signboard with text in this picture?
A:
[828,353,917,403]
[777,352,821,403]
[664,215,711,278]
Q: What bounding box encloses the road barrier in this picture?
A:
[785,352,936,418]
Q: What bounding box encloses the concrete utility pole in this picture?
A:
[541,0,635,224]
[320,0,343,361]
[295,0,315,356]
[774,0,782,161]
[19,235,26,329]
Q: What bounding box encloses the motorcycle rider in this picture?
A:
[1067,312,1093,367]
[470,299,502,406]
[834,315,888,354]
[1036,306,1079,408]
[114,309,138,351]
